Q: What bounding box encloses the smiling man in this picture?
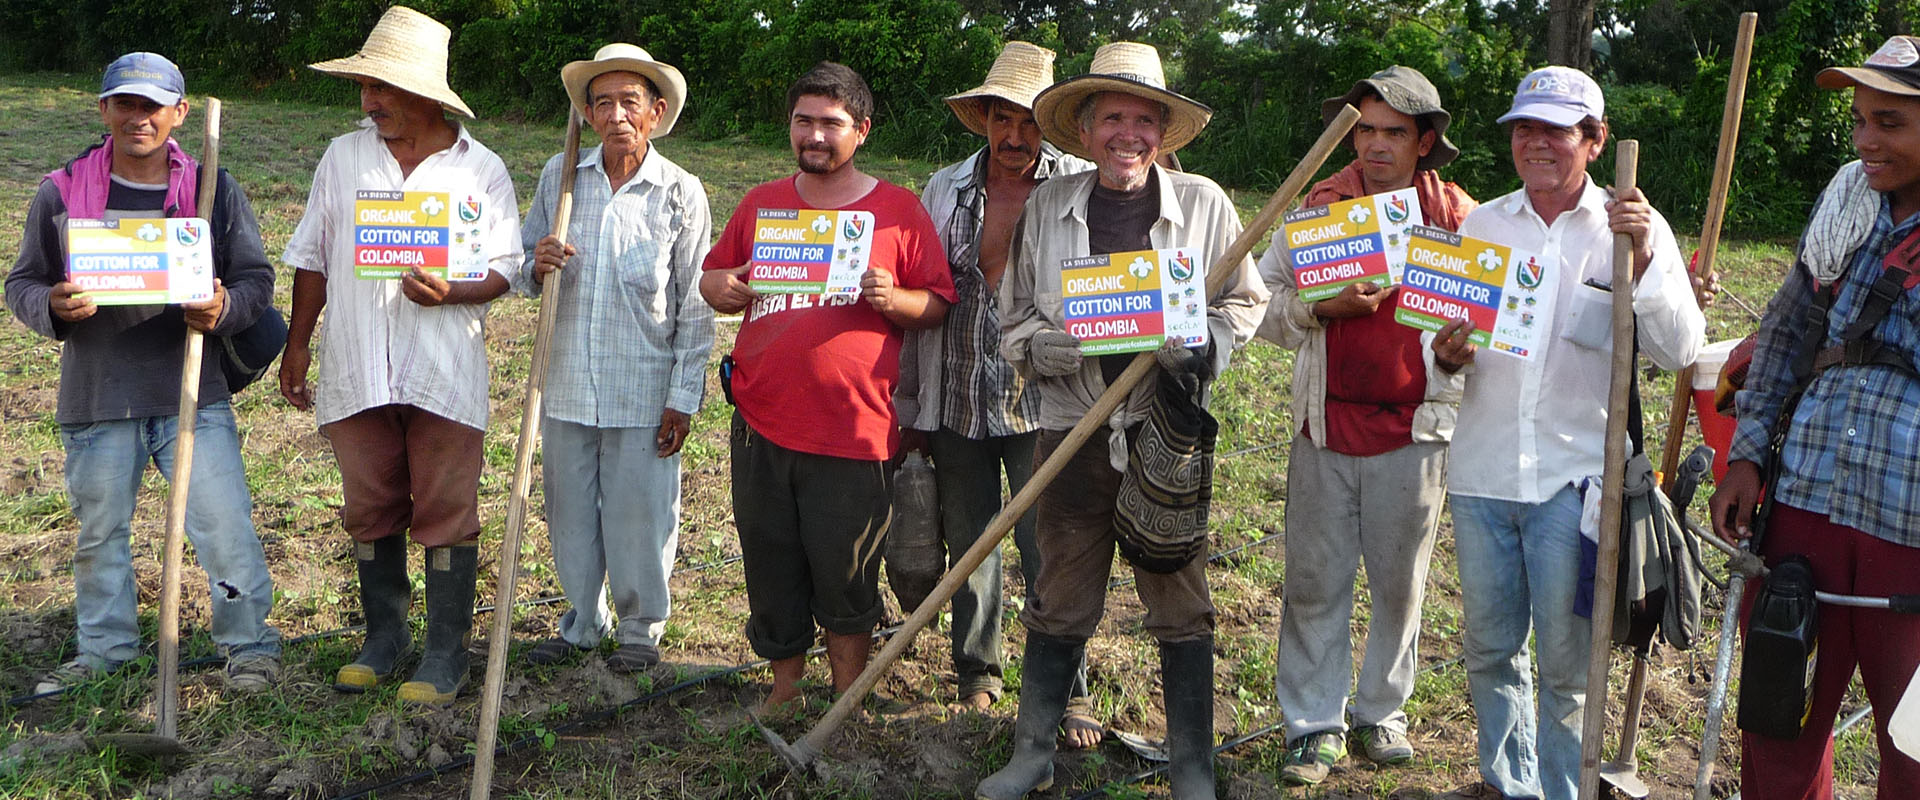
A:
[1254,64,1474,783]
[5,51,282,697]
[280,6,520,707]
[1709,36,1920,800]
[513,44,713,674]
[700,61,954,712]
[981,42,1268,800]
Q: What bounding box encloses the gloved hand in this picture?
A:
[1154,336,1212,379]
[1029,329,1084,376]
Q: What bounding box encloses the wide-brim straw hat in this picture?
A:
[1033,42,1212,160]
[561,43,689,139]
[309,6,474,119]
[1320,65,1460,171]
[945,42,1056,136]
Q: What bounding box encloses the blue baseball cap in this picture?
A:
[100,52,186,106]
[1497,66,1605,127]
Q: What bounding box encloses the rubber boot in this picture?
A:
[1161,637,1217,799]
[398,544,477,706]
[334,535,411,692]
[975,633,1083,800]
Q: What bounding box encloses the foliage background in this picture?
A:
[1,0,1914,236]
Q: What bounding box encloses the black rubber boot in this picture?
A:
[334,535,411,692]
[975,633,1084,800]
[1162,637,1217,799]
[398,544,477,706]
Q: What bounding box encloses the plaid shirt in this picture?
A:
[1729,196,1920,545]
[518,144,714,428]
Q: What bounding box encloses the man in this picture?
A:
[700,62,955,711]
[897,41,1104,745]
[978,42,1268,800]
[1254,65,1473,783]
[1709,36,1920,799]
[516,44,713,674]
[278,6,521,706]
[1432,67,1703,800]
[6,51,282,695]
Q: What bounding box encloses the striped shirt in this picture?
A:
[283,121,522,430]
[517,144,714,427]
[1729,195,1920,545]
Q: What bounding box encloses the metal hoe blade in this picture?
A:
[90,732,187,758]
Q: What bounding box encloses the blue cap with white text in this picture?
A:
[100,52,186,106]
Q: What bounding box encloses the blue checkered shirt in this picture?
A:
[518,144,715,428]
[1729,196,1920,545]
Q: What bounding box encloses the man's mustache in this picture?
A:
[997,143,1033,155]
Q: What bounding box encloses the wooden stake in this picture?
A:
[470,108,582,800]
[772,104,1364,772]
[1578,139,1639,800]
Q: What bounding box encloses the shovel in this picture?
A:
[756,104,1363,776]
[91,97,223,760]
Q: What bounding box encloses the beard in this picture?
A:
[797,146,836,175]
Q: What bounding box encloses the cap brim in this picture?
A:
[100,84,182,106]
[1816,66,1920,97]
[1496,103,1588,127]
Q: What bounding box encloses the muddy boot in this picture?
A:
[398,544,476,706]
[1161,637,1216,800]
[975,633,1083,800]
[335,535,411,692]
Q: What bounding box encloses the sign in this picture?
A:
[1394,225,1556,360]
[352,189,489,281]
[746,209,876,296]
[1280,188,1421,303]
[65,218,214,306]
[1060,247,1209,355]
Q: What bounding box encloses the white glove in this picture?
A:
[1029,330,1084,376]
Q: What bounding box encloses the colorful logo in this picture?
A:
[457,196,482,223]
[1168,253,1194,281]
[1516,256,1544,289]
[843,216,867,240]
[1384,196,1410,224]
[174,221,202,246]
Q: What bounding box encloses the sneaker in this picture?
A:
[1439,781,1508,800]
[605,642,661,673]
[225,653,282,693]
[1351,724,1414,764]
[34,658,106,695]
[1279,730,1347,785]
[525,637,586,666]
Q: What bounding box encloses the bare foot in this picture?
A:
[956,690,995,712]
[756,683,803,716]
[1060,711,1103,750]
[758,654,805,715]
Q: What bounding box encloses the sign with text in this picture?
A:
[352,189,489,281]
[65,218,214,306]
[746,208,876,296]
[1281,188,1421,303]
[1394,226,1555,360]
[1060,247,1209,355]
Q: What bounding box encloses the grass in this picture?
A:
[0,70,1890,799]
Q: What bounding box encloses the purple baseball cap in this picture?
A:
[1816,36,1920,97]
[100,52,186,106]
[1497,66,1604,127]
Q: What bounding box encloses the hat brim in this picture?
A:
[1318,86,1461,171]
[1032,75,1212,161]
[100,84,183,106]
[310,55,475,118]
[1496,102,1589,127]
[944,90,1034,138]
[1816,65,1920,97]
[561,58,688,139]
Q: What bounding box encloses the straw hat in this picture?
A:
[309,6,474,119]
[561,43,689,138]
[1033,42,1212,160]
[944,42,1056,136]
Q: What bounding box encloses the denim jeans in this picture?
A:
[927,427,1036,698]
[1449,485,1590,800]
[541,418,680,648]
[61,401,280,668]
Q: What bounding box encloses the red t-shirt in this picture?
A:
[703,176,956,460]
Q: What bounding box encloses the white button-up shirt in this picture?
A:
[1448,178,1704,502]
[283,121,522,430]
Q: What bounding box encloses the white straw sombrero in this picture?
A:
[944,42,1056,136]
[561,43,688,139]
[309,6,474,119]
[1032,42,1212,159]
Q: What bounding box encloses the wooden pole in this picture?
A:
[470,108,582,800]
[776,105,1364,769]
[1658,11,1758,492]
[155,97,221,745]
[1578,139,1639,800]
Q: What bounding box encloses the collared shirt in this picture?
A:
[518,143,714,428]
[1729,195,1920,545]
[283,121,522,430]
[897,144,1091,438]
[1000,166,1269,446]
[1448,178,1703,502]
